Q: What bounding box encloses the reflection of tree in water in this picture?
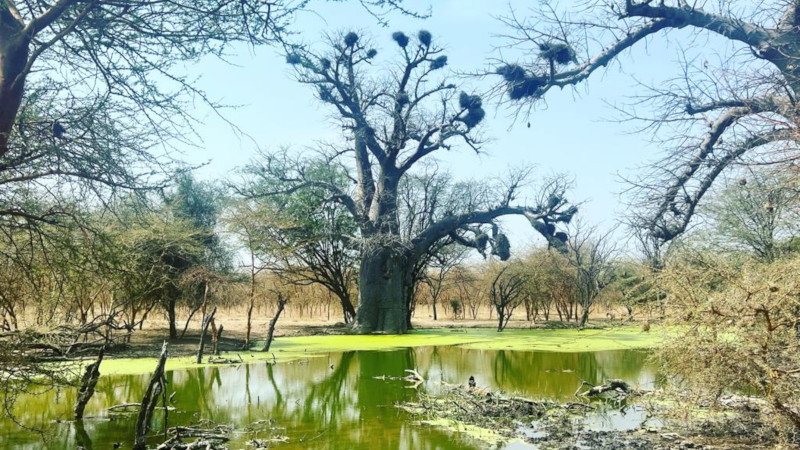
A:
[421,347,653,400]
[1,348,652,449]
[299,351,355,427]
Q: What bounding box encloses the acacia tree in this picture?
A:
[495,0,800,244]
[423,245,466,321]
[566,222,617,328]
[704,169,800,262]
[259,30,575,333]
[0,1,414,307]
[235,154,360,324]
[489,265,527,331]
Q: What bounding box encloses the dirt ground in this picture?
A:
[121,303,646,359]
[145,302,643,337]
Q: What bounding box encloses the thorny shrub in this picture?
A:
[659,250,800,433]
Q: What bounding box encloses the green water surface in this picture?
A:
[2,346,655,449]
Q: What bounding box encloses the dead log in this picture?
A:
[108,403,143,412]
[155,425,230,450]
[134,341,168,450]
[212,324,223,356]
[74,347,104,419]
[578,379,632,397]
[262,293,288,352]
[196,307,216,364]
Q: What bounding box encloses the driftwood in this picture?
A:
[155,425,230,450]
[196,307,216,364]
[373,368,426,389]
[262,293,288,352]
[576,379,632,397]
[134,341,168,450]
[108,403,143,412]
[108,402,175,413]
[74,347,104,419]
[208,354,242,365]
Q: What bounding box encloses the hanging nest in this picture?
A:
[460,106,485,128]
[561,205,578,223]
[457,91,485,128]
[418,30,432,47]
[366,48,378,58]
[476,233,489,253]
[430,55,447,70]
[546,193,562,209]
[492,233,511,261]
[396,91,410,106]
[459,92,482,109]
[344,32,359,47]
[319,58,331,70]
[539,42,576,65]
[285,53,302,65]
[318,86,335,103]
[497,64,526,83]
[497,65,546,100]
[392,31,409,48]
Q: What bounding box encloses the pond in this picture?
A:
[2,346,656,449]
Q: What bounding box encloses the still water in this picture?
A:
[2,347,655,449]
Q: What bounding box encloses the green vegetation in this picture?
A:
[95,326,661,376]
[2,0,800,447]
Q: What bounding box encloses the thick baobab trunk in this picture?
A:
[0,22,28,156]
[356,247,413,334]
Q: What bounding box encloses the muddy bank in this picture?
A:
[401,383,787,450]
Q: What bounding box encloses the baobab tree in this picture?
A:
[496,0,800,243]
[252,30,575,333]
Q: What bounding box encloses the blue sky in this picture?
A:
[179,0,731,253]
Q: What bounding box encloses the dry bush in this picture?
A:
[660,250,800,431]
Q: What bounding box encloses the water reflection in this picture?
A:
[2,347,655,449]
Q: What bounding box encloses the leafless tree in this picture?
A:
[243,30,576,333]
[565,221,617,328]
[489,265,527,331]
[495,0,800,244]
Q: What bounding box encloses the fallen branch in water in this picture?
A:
[155,425,231,449]
[576,379,633,398]
[108,402,175,413]
[207,354,243,365]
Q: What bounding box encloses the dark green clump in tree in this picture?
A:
[392,31,410,47]
[539,42,576,65]
[418,30,432,47]
[457,92,485,128]
[496,64,546,99]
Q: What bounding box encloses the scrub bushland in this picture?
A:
[659,250,800,433]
